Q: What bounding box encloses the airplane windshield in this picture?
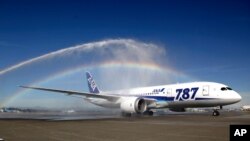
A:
[221,87,233,91]
[221,87,227,91]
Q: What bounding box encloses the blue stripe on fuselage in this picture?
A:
[195,98,218,100]
[143,96,175,101]
[139,96,218,102]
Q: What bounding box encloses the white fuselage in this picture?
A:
[86,82,241,109]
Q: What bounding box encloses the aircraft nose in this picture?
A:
[234,91,242,102]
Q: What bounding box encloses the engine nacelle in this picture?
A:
[120,97,147,114]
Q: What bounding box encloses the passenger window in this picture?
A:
[221,87,227,91]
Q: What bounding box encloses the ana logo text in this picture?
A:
[152,88,165,93]
[88,78,96,91]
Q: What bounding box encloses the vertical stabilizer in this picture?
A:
[86,72,100,94]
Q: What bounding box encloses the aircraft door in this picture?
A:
[167,88,172,97]
[202,85,209,96]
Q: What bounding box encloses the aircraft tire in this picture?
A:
[212,110,220,116]
[121,112,132,117]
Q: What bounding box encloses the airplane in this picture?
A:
[20,72,242,116]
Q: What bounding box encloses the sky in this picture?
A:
[0,0,250,109]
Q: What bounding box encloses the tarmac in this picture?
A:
[0,111,250,141]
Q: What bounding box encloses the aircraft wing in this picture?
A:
[20,86,158,107]
[20,86,120,101]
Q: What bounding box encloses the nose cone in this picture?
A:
[233,91,242,103]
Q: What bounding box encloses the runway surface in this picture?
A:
[0,111,250,141]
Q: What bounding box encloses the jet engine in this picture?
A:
[120,97,147,113]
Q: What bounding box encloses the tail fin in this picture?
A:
[86,72,100,94]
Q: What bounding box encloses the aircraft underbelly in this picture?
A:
[165,99,238,108]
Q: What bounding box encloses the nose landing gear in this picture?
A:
[212,105,222,116]
[212,110,220,116]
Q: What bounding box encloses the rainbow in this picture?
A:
[2,61,194,107]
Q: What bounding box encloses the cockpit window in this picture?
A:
[221,87,233,91]
[221,87,227,91]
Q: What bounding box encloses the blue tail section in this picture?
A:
[86,72,100,94]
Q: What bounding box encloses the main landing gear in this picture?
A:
[121,110,154,117]
[121,112,132,117]
[143,110,154,116]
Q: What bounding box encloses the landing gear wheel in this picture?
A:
[148,111,154,116]
[121,112,132,117]
[212,110,220,116]
[143,111,154,116]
